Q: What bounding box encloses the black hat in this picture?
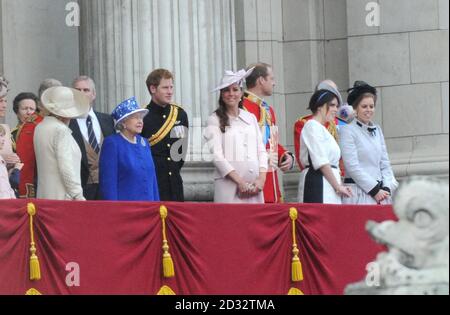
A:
[347,81,377,106]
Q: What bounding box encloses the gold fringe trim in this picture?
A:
[288,288,304,295]
[25,288,42,295]
[160,205,175,278]
[157,285,176,295]
[290,208,303,282]
[27,203,41,281]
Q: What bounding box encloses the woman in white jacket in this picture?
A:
[339,81,398,205]
[34,86,90,201]
[205,69,268,204]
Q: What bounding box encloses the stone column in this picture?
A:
[79,0,237,200]
[0,1,4,78]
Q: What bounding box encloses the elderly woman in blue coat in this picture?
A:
[339,81,398,205]
[99,97,160,201]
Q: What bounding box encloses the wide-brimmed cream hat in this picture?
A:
[212,68,255,92]
[41,86,90,119]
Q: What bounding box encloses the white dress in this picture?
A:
[204,110,268,204]
[0,156,16,199]
[339,119,398,205]
[297,120,342,204]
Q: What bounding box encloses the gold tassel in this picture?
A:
[160,205,175,278]
[290,208,303,282]
[157,285,176,295]
[27,203,41,281]
[288,288,304,295]
[25,288,43,295]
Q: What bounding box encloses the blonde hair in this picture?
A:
[0,124,6,136]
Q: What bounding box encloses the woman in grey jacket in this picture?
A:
[339,81,398,205]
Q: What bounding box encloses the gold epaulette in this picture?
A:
[171,103,183,110]
[244,92,272,127]
[243,92,263,107]
[296,115,312,124]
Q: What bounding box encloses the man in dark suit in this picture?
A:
[70,76,115,200]
[141,69,189,202]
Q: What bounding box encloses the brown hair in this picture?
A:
[245,63,271,89]
[351,93,377,110]
[308,90,338,114]
[146,69,174,95]
[215,88,244,133]
[13,92,39,114]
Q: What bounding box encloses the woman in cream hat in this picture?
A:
[204,69,268,204]
[34,86,90,200]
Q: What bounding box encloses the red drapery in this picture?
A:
[0,200,396,295]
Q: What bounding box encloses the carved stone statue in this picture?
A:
[345,176,449,295]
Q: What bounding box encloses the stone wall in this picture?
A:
[0,0,79,125]
[347,0,449,181]
[0,1,3,77]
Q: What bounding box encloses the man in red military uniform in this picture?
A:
[242,63,295,203]
[294,79,347,172]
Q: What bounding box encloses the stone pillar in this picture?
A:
[0,1,4,78]
[79,0,237,201]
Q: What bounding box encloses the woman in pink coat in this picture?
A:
[205,69,268,204]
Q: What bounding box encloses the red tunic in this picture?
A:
[242,93,290,203]
[16,114,43,198]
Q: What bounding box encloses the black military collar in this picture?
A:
[149,100,171,114]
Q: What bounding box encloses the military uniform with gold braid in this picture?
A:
[141,101,189,202]
[243,91,295,204]
[15,113,44,198]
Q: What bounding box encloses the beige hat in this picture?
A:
[40,86,90,119]
[212,68,255,92]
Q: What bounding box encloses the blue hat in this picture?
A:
[112,97,149,127]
